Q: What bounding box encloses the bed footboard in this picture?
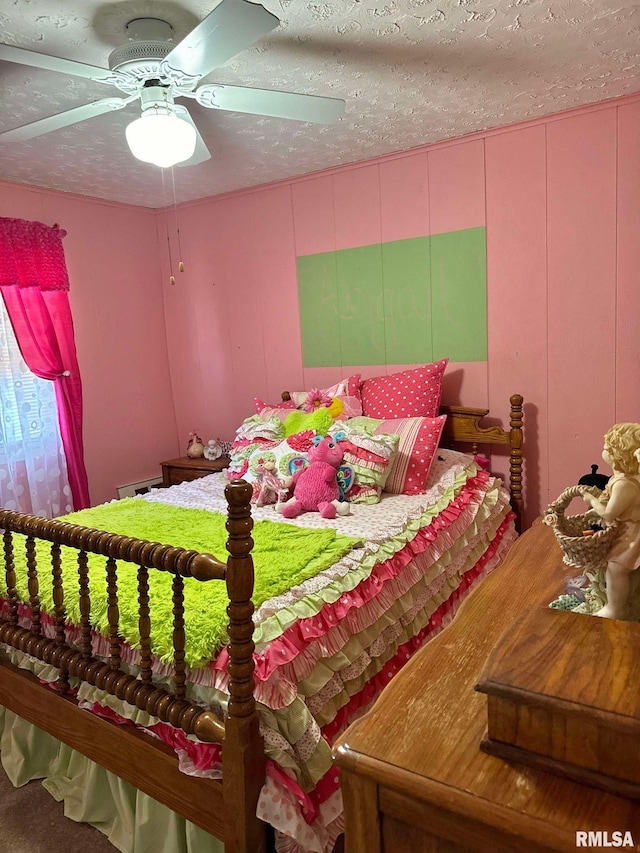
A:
[0,657,230,838]
[0,479,265,853]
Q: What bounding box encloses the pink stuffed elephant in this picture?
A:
[278,437,350,520]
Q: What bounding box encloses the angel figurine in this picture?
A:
[203,438,223,461]
[582,422,640,619]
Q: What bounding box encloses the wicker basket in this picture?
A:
[543,485,621,573]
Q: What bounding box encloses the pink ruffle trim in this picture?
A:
[215,473,491,686]
[301,513,513,818]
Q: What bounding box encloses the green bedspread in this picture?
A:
[10,499,359,668]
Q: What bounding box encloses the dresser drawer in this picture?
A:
[166,467,203,485]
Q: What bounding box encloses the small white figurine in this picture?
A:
[203,438,223,461]
[582,422,640,619]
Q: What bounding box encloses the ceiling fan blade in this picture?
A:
[174,106,212,166]
[0,98,133,143]
[0,42,120,84]
[195,83,345,124]
[163,0,279,80]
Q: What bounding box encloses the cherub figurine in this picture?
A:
[582,422,640,619]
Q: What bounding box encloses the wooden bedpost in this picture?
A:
[223,480,266,853]
[509,394,524,533]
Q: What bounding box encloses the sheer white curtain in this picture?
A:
[0,297,72,517]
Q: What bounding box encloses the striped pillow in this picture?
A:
[329,423,399,505]
[376,415,447,495]
[341,437,398,504]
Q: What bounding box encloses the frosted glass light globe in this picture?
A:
[125,112,197,168]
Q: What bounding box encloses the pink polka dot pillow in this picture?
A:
[254,397,296,422]
[360,360,448,419]
[289,374,361,409]
[375,415,447,495]
[254,397,296,414]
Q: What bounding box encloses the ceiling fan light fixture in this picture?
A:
[125,108,197,168]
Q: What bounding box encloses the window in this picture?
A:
[0,297,72,517]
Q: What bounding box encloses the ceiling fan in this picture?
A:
[0,0,345,168]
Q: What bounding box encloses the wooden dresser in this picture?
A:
[333,521,640,853]
[160,455,230,487]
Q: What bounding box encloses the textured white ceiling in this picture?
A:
[0,0,638,208]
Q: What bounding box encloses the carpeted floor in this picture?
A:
[0,765,118,853]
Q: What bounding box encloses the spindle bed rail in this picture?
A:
[0,479,266,853]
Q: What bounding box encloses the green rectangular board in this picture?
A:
[381,236,432,364]
[430,227,487,362]
[296,226,487,368]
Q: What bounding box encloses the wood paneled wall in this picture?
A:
[164,96,640,527]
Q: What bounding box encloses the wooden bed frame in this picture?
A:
[0,394,523,853]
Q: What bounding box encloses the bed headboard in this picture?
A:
[440,395,523,532]
[281,392,524,533]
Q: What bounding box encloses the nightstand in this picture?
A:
[160,455,230,487]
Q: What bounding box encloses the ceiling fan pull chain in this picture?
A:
[161,169,176,286]
[171,167,185,274]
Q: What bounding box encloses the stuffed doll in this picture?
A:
[254,460,288,508]
[277,436,351,520]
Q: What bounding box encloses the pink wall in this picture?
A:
[165,93,640,527]
[0,181,179,507]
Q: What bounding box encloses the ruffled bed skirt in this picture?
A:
[0,706,224,853]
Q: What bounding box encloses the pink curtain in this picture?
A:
[0,217,89,510]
